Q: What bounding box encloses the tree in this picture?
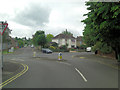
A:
[2,27,11,43]
[82,2,120,61]
[18,40,24,48]
[46,34,54,43]
[33,30,47,47]
[62,29,72,35]
[15,37,24,47]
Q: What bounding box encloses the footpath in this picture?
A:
[2,61,23,82]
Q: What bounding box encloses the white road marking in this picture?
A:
[57,61,71,66]
[11,59,16,61]
[18,59,24,61]
[75,68,87,82]
[11,58,24,61]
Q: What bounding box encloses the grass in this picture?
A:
[3,50,13,54]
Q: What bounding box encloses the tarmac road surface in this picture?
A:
[2,47,119,88]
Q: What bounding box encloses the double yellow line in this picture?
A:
[0,62,29,88]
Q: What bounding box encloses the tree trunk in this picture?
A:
[115,48,120,62]
[117,51,120,62]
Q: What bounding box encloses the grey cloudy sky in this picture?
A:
[0,0,89,38]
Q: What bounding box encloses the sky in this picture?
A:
[0,0,89,38]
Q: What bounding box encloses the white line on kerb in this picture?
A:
[75,68,87,82]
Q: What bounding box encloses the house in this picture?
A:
[9,37,18,48]
[76,36,83,47]
[52,34,76,48]
[0,21,18,50]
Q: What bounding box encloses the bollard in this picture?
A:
[58,52,62,60]
[33,52,36,57]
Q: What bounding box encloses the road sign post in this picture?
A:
[0,21,8,69]
[0,22,3,70]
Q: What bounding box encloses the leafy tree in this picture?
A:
[18,40,24,48]
[33,30,47,47]
[82,2,120,61]
[62,29,72,35]
[2,26,11,43]
[46,34,54,43]
[15,37,24,47]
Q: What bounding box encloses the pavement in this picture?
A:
[2,61,23,82]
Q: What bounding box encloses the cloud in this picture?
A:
[0,0,88,38]
[13,3,51,27]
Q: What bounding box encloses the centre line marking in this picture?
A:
[75,68,87,82]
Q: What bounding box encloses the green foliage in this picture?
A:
[79,45,87,49]
[46,34,54,43]
[59,45,69,52]
[33,30,47,47]
[18,39,24,47]
[62,29,72,35]
[49,46,56,52]
[70,48,75,51]
[82,2,120,61]
[15,37,32,47]
[92,42,112,54]
[49,46,56,50]
[60,45,67,50]
[51,42,58,47]
[3,50,13,54]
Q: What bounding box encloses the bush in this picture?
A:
[70,48,75,51]
[60,45,67,50]
[79,45,87,49]
[49,46,56,50]
[92,42,113,54]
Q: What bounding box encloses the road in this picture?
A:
[3,47,118,88]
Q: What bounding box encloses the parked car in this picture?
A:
[42,48,52,54]
[86,47,91,52]
[31,45,34,48]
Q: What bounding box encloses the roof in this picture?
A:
[52,34,76,39]
[76,36,83,41]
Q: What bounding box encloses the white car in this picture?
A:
[86,47,91,52]
[31,45,34,48]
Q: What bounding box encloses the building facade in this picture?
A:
[76,36,83,47]
[52,34,76,48]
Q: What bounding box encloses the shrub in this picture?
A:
[92,42,113,54]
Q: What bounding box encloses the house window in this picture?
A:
[71,39,75,42]
[80,41,82,45]
[71,45,75,48]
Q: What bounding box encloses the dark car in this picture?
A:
[42,48,52,54]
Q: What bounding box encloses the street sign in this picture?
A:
[0,23,8,35]
[0,21,8,69]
